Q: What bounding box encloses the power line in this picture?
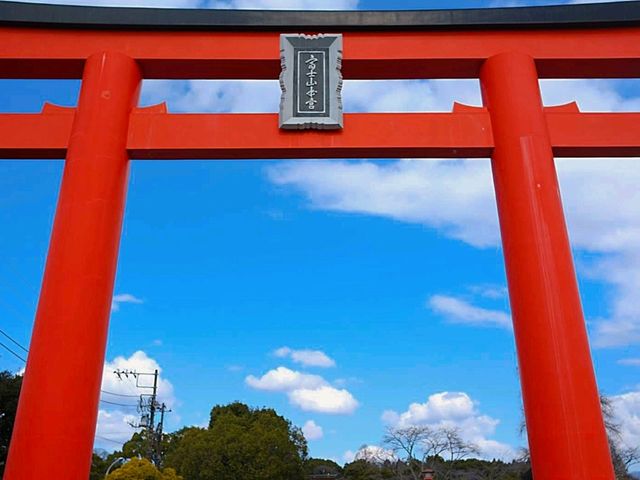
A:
[1,328,139,449]
[95,435,125,446]
[0,332,140,401]
[0,327,29,353]
[100,399,138,409]
[2,332,169,459]
[101,390,140,398]
[0,340,26,363]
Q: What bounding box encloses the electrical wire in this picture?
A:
[0,340,26,363]
[0,329,142,401]
[0,327,29,353]
[0,329,137,446]
[1,329,133,446]
[95,435,125,446]
[101,390,140,398]
[100,399,139,408]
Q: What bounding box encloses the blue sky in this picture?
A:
[2,0,640,465]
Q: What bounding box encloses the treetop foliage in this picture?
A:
[163,402,308,480]
[106,458,182,480]
[0,371,22,478]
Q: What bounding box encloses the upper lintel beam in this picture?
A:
[2,2,640,79]
[2,1,640,31]
[2,28,640,79]
[1,110,640,159]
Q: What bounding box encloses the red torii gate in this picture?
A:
[2,1,640,478]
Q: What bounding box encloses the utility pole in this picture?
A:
[113,369,169,466]
[146,369,158,463]
[154,402,168,467]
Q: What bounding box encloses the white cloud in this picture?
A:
[595,318,640,348]
[111,293,143,312]
[142,77,640,117]
[267,154,640,253]
[343,449,356,463]
[94,409,139,449]
[268,154,640,347]
[268,159,499,248]
[618,358,640,367]
[469,284,508,300]
[143,80,280,113]
[289,386,359,414]
[611,390,640,450]
[383,392,477,426]
[246,366,359,414]
[245,366,327,391]
[142,79,481,115]
[291,349,335,367]
[334,377,363,387]
[429,295,511,330]
[343,445,397,465]
[586,251,640,347]
[274,347,291,357]
[541,80,640,113]
[343,80,481,113]
[302,419,324,441]
[383,392,516,460]
[274,346,336,368]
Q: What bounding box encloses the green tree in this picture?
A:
[164,402,307,480]
[304,457,343,476]
[106,458,182,480]
[122,432,148,459]
[90,451,113,480]
[0,371,22,476]
[343,459,397,480]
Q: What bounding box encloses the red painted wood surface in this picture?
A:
[481,51,614,480]
[4,52,142,480]
[2,109,640,159]
[2,27,640,79]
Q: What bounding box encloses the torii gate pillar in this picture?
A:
[481,52,614,479]
[4,52,141,480]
